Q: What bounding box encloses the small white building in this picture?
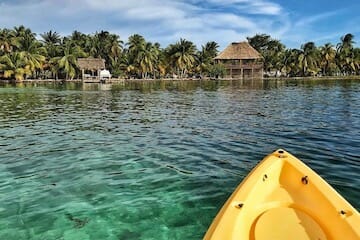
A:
[100,69,111,79]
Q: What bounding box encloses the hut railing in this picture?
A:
[223,64,263,69]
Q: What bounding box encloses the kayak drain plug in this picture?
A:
[263,174,268,181]
[237,203,244,208]
[302,176,309,185]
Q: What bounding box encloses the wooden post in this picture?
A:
[81,69,84,81]
[240,59,243,79]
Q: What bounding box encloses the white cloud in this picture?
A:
[207,0,282,15]
[281,9,355,48]
[294,10,344,27]
[248,1,282,15]
[127,8,182,21]
[0,0,290,48]
[204,13,257,30]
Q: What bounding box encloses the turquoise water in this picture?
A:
[0,79,359,239]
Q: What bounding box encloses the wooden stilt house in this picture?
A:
[214,42,263,79]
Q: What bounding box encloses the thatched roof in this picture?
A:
[214,41,262,60]
[77,58,105,70]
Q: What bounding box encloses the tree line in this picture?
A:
[0,25,359,81]
[247,33,360,77]
[0,26,220,81]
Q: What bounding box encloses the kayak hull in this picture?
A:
[204,149,360,240]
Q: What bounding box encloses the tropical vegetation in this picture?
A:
[247,33,360,77]
[0,25,360,81]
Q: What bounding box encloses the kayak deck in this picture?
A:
[204,149,360,240]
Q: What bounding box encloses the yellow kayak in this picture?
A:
[204,149,360,240]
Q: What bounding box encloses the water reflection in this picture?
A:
[1,78,359,92]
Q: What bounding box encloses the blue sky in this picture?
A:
[0,0,359,49]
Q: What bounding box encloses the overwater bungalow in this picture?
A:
[214,42,263,79]
[77,57,106,82]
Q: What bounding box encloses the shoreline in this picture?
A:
[1,75,360,84]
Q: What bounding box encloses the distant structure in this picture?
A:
[100,69,111,79]
[214,42,263,79]
[77,58,106,82]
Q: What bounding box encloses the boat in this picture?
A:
[203,149,360,240]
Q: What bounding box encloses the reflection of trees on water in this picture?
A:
[112,79,266,92]
[0,79,358,123]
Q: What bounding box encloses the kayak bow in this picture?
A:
[204,149,360,240]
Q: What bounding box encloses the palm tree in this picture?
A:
[137,42,160,79]
[102,33,123,75]
[153,43,167,78]
[19,34,46,78]
[202,41,219,59]
[89,31,117,58]
[337,33,354,52]
[298,42,319,76]
[128,34,146,53]
[119,53,136,78]
[13,25,36,48]
[86,31,123,71]
[124,35,160,79]
[247,34,285,73]
[14,25,34,36]
[88,33,102,58]
[51,41,86,80]
[127,34,145,58]
[40,30,61,45]
[354,47,360,74]
[336,33,356,74]
[319,43,336,76]
[0,52,32,81]
[247,34,271,52]
[69,31,90,52]
[197,41,219,77]
[107,34,123,62]
[282,49,302,77]
[266,40,286,73]
[41,30,61,57]
[166,38,197,78]
[126,34,146,77]
[0,28,19,53]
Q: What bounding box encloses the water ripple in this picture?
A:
[0,79,359,239]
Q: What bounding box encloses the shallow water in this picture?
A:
[0,79,359,239]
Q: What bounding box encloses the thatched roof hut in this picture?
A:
[78,57,106,82]
[214,41,262,60]
[77,58,105,70]
[214,41,263,79]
